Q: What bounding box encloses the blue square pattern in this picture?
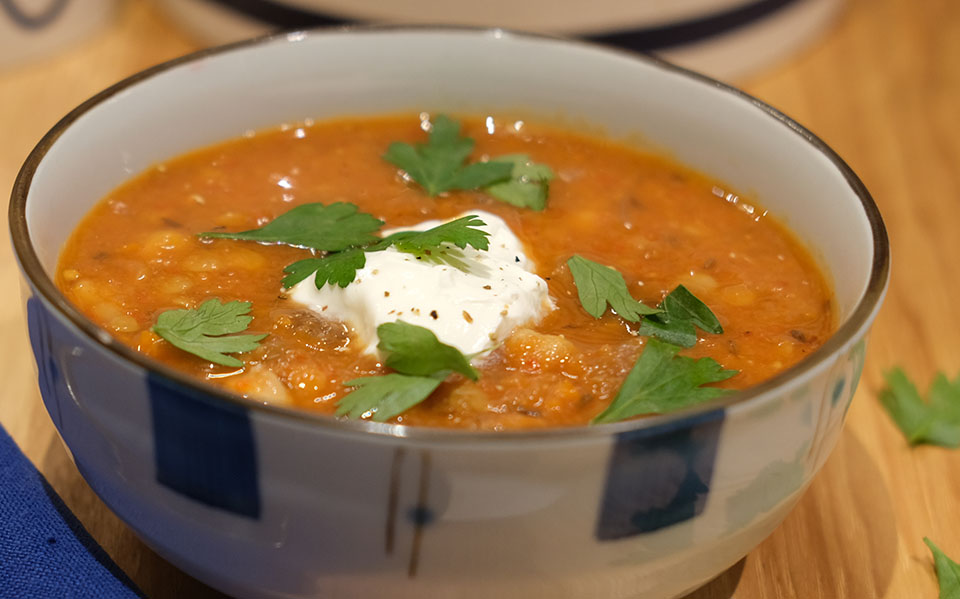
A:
[596,409,725,540]
[149,375,261,519]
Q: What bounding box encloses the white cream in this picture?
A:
[288,210,553,357]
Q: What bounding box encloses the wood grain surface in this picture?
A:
[1,1,957,597]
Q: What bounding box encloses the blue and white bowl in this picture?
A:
[10,28,888,598]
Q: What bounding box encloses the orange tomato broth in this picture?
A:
[56,114,833,430]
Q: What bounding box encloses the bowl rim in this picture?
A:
[9,24,890,443]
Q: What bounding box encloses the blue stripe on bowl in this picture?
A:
[26,296,64,431]
[596,408,725,540]
[148,375,261,519]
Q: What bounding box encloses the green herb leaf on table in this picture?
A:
[383,115,513,196]
[592,338,738,424]
[199,202,384,252]
[152,298,267,368]
[879,368,960,447]
[377,321,479,381]
[338,321,480,421]
[924,538,960,599]
[485,153,554,210]
[638,285,724,348]
[281,249,366,290]
[337,374,443,422]
[567,255,660,322]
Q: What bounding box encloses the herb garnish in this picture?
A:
[592,338,737,424]
[152,299,267,367]
[337,374,444,422]
[880,368,960,447]
[567,255,660,321]
[924,538,960,599]
[485,153,554,210]
[199,202,384,252]
[637,285,724,348]
[281,248,366,289]
[376,321,479,381]
[284,214,491,290]
[567,255,723,348]
[337,321,478,421]
[383,115,513,196]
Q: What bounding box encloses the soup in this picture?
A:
[56,114,833,430]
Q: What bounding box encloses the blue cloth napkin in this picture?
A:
[0,424,143,598]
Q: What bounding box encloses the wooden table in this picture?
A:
[1,1,956,597]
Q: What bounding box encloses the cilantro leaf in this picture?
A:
[924,538,960,599]
[592,338,737,424]
[637,285,724,348]
[199,202,383,252]
[485,153,554,210]
[281,249,366,290]
[879,368,960,447]
[377,321,479,381]
[567,255,660,321]
[383,115,513,196]
[152,298,267,367]
[337,374,443,422]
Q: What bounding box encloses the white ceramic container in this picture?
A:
[10,28,888,599]
[158,0,844,80]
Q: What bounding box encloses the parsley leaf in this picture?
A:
[567,255,660,321]
[337,374,443,422]
[924,538,960,599]
[375,214,490,253]
[283,214,492,291]
[485,153,554,210]
[373,214,491,271]
[281,249,366,290]
[152,298,267,367]
[337,321,480,421]
[383,115,513,196]
[377,321,479,381]
[879,368,960,447]
[592,338,737,424]
[199,202,384,252]
[637,285,724,348]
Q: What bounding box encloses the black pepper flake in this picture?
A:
[430,310,439,320]
[515,256,520,263]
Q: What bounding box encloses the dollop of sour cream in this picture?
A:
[288,210,554,357]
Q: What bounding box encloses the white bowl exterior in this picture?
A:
[19,30,882,598]
[158,0,844,81]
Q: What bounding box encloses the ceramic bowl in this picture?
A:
[10,28,888,599]
[158,0,845,80]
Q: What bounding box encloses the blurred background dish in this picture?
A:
[157,0,844,80]
[0,0,119,69]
